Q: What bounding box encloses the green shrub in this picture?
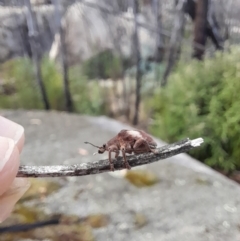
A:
[41,56,65,110]
[0,56,106,115]
[0,58,43,109]
[81,50,123,80]
[0,56,65,110]
[69,67,107,115]
[149,46,240,172]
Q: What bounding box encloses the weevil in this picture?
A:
[84,129,158,171]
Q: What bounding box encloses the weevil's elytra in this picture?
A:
[127,130,142,139]
[84,129,158,171]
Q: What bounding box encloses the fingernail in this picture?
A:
[0,178,30,223]
[0,116,25,152]
[0,137,15,172]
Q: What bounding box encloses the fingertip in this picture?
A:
[0,116,25,153]
[0,137,20,196]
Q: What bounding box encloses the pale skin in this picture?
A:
[0,116,30,223]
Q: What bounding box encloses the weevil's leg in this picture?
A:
[133,139,157,154]
[108,150,115,172]
[121,148,131,170]
[115,150,119,159]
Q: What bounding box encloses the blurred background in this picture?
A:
[1,0,240,240]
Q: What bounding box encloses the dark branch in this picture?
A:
[17,138,204,178]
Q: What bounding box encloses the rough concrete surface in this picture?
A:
[1,110,240,241]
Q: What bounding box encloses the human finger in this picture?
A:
[0,116,25,153]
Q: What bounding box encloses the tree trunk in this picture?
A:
[152,0,164,62]
[161,0,186,86]
[132,0,142,126]
[185,0,224,50]
[192,0,208,60]
[52,0,73,112]
[24,0,50,110]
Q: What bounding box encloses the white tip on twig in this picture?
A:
[190,138,204,147]
[93,152,98,156]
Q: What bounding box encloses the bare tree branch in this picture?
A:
[152,0,164,62]
[17,137,204,178]
[161,0,186,86]
[24,0,50,110]
[192,0,209,60]
[132,0,142,126]
[52,0,73,112]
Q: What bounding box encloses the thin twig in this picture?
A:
[17,138,204,178]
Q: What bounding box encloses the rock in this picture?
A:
[133,212,148,229]
[124,170,159,187]
[1,110,240,241]
[21,178,62,202]
[0,5,55,63]
[49,0,158,66]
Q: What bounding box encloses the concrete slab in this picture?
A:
[1,110,240,241]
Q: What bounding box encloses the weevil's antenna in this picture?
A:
[84,142,101,149]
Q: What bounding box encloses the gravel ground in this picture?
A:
[1,110,240,241]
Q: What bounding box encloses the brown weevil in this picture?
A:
[84,129,158,171]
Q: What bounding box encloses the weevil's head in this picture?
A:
[84,142,107,155]
[98,144,107,154]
